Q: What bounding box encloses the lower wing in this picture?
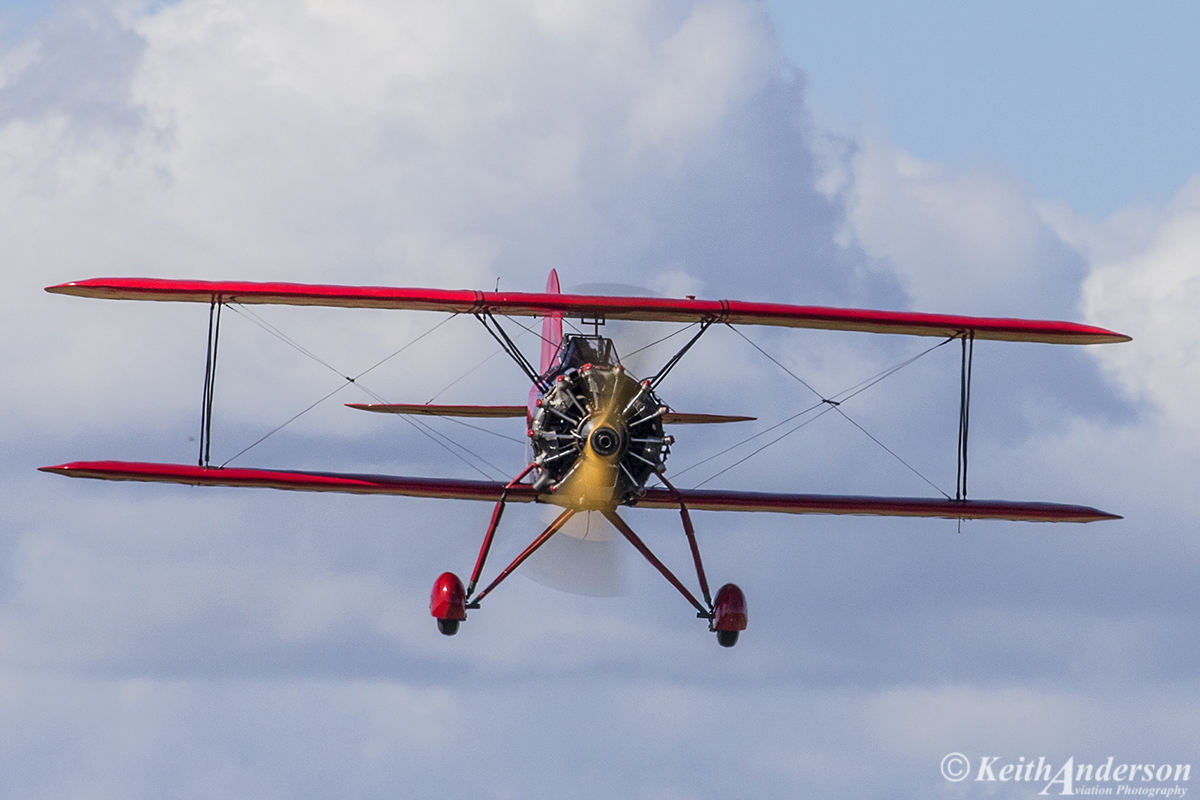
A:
[40,461,1120,523]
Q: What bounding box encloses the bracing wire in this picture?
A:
[216,309,509,479]
[669,399,829,480]
[475,312,545,388]
[438,415,526,445]
[426,350,504,403]
[219,382,352,468]
[672,334,951,480]
[351,381,511,480]
[227,304,349,380]
[425,315,542,402]
[680,328,954,492]
[497,313,557,349]
[691,404,841,488]
[622,322,700,360]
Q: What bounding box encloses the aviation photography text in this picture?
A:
[941,753,1191,796]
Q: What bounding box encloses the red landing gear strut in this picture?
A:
[430,468,747,646]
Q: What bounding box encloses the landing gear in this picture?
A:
[433,466,748,647]
[430,571,466,636]
[711,582,747,648]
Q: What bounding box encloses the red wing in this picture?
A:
[39,461,537,503]
[346,403,527,418]
[40,461,1119,522]
[46,277,1130,344]
[637,487,1119,522]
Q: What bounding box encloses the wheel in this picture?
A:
[437,618,460,636]
[716,629,739,648]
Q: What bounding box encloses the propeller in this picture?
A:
[553,364,640,509]
[519,509,627,596]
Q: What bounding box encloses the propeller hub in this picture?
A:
[588,425,624,457]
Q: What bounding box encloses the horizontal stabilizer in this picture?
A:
[347,403,526,418]
[40,461,1121,522]
[662,412,755,424]
[346,403,753,424]
[46,278,1131,345]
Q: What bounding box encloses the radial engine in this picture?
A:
[528,335,672,508]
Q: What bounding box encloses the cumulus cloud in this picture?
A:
[820,132,1087,317]
[1077,177,1200,423]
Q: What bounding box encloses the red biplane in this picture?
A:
[41,271,1129,646]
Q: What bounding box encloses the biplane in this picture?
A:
[40,271,1129,646]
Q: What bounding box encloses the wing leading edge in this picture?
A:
[39,461,1120,522]
[47,277,1130,345]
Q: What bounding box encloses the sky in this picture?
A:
[1,1,1198,798]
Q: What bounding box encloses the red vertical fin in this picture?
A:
[528,270,563,420]
[540,269,563,373]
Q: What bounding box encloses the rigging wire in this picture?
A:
[679,328,954,492]
[437,414,526,445]
[426,350,503,404]
[671,335,951,481]
[216,308,508,479]
[350,381,511,480]
[691,403,841,488]
[219,382,352,468]
[474,311,546,389]
[497,313,556,349]
[227,304,348,380]
[622,322,700,360]
[669,399,829,480]
[424,314,540,403]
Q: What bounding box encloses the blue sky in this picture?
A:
[770,0,1200,216]
[1,2,1198,798]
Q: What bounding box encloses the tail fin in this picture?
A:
[540,269,563,374]
[529,270,564,421]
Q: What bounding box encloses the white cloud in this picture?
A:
[827,132,1085,318]
[1077,176,1200,424]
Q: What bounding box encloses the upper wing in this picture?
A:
[39,461,1120,522]
[46,277,1130,345]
